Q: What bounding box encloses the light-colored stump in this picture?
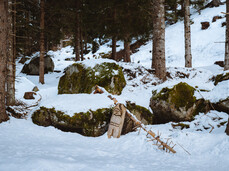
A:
[107,103,126,138]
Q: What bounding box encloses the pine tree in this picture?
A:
[152,0,166,81]
[6,0,15,106]
[225,0,229,71]
[184,0,192,68]
[0,0,10,123]
[39,0,45,84]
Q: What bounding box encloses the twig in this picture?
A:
[177,142,191,155]
[209,124,214,133]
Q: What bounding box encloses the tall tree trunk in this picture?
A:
[124,37,131,62]
[112,36,117,61]
[0,0,9,123]
[153,0,166,81]
[225,0,229,71]
[25,2,30,56]
[80,27,84,61]
[13,0,16,60]
[6,0,15,106]
[184,0,192,68]
[75,0,80,61]
[39,0,45,84]
[111,8,117,61]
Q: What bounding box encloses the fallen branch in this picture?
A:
[107,95,176,154]
[126,111,176,153]
[25,93,42,109]
[209,123,214,133]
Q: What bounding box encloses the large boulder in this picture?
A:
[32,107,113,137]
[150,82,209,124]
[122,102,154,135]
[32,102,153,137]
[21,55,54,75]
[58,62,126,95]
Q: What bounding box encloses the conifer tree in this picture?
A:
[225,0,229,71]
[6,0,16,106]
[152,0,166,81]
[0,0,10,123]
[184,0,192,68]
[39,0,45,84]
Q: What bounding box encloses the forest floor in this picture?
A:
[1,4,229,171]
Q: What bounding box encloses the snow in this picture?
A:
[1,4,229,171]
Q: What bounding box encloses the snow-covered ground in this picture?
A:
[1,4,229,171]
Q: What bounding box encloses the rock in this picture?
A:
[201,22,210,30]
[213,98,229,114]
[24,92,36,100]
[19,56,30,64]
[122,102,154,135]
[214,72,229,85]
[150,82,210,124]
[21,55,54,75]
[212,15,223,22]
[58,62,126,95]
[214,61,224,67]
[126,101,153,125]
[32,86,39,92]
[32,104,149,137]
[205,0,223,8]
[222,22,226,27]
[32,107,113,137]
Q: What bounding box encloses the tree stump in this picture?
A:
[107,103,126,138]
[24,92,36,100]
[201,22,210,30]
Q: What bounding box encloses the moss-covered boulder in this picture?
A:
[32,107,113,137]
[58,62,126,95]
[214,72,229,85]
[150,82,210,124]
[122,102,154,135]
[126,101,153,125]
[21,55,54,75]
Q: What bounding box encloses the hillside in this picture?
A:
[0,4,229,171]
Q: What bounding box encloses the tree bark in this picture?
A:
[0,0,10,123]
[124,37,131,62]
[111,8,117,61]
[112,36,117,61]
[39,0,45,84]
[153,0,166,81]
[6,0,15,106]
[225,0,229,71]
[184,0,192,68]
[80,27,84,61]
[75,0,80,61]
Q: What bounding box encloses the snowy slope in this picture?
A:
[132,4,226,68]
[1,4,229,171]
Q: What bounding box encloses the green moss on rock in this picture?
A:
[150,82,210,124]
[126,101,153,125]
[58,62,126,95]
[152,82,196,111]
[214,72,229,85]
[32,107,112,137]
